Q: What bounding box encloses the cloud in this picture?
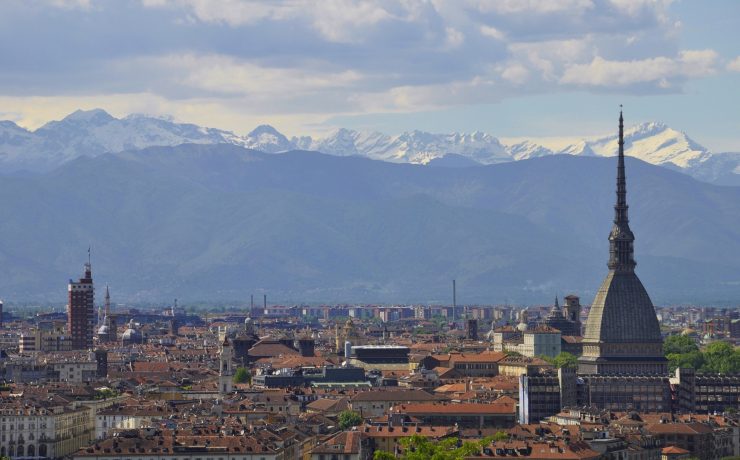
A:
[559,50,717,87]
[727,56,740,73]
[500,64,530,84]
[480,25,505,41]
[0,0,731,135]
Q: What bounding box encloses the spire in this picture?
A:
[608,106,636,272]
[554,296,559,310]
[104,284,111,317]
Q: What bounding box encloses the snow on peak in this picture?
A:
[583,121,710,168]
[0,109,733,183]
[244,125,293,153]
[62,108,115,124]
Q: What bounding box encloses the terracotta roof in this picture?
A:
[306,397,350,413]
[646,423,714,435]
[361,424,457,438]
[391,398,515,416]
[310,431,362,454]
[351,389,443,402]
[662,446,691,454]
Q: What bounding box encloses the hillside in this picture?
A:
[0,144,738,305]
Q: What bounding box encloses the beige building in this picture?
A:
[0,398,93,459]
[350,389,444,418]
[519,325,561,358]
[19,320,73,354]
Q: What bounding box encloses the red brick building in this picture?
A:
[67,261,94,350]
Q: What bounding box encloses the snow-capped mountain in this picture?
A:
[243,125,294,153]
[0,109,736,185]
[579,122,710,169]
[0,109,239,171]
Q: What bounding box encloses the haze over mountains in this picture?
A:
[1,109,739,185]
[0,142,738,305]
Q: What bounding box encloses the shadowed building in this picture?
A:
[579,110,667,376]
[67,257,95,350]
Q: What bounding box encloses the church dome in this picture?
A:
[122,319,143,344]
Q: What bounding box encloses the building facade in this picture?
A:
[68,260,95,350]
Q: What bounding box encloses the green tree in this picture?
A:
[232,367,251,384]
[552,352,578,369]
[373,451,396,460]
[664,335,699,355]
[338,410,363,430]
[701,341,740,374]
[373,432,509,460]
[667,351,705,372]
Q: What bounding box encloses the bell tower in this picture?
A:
[219,337,234,394]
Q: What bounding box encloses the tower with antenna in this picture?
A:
[68,249,95,350]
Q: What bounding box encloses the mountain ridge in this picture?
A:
[1,109,737,185]
[1,143,738,305]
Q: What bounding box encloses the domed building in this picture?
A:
[121,319,144,345]
[578,111,667,375]
[544,296,580,336]
[232,316,260,361]
[334,318,365,354]
[516,308,529,332]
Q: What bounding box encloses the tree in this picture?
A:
[701,341,740,374]
[552,352,578,369]
[232,367,251,384]
[664,335,699,355]
[667,351,704,372]
[338,410,363,430]
[373,432,509,460]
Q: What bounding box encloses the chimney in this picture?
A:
[263,294,267,311]
[453,279,457,320]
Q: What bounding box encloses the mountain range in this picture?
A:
[1,109,738,185]
[0,143,738,305]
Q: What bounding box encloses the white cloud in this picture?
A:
[152,54,364,96]
[500,64,530,84]
[47,0,93,9]
[480,25,505,40]
[0,0,730,134]
[444,27,465,49]
[143,0,398,43]
[559,50,717,87]
[470,0,594,15]
[726,56,740,73]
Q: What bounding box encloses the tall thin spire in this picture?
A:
[104,284,111,317]
[607,106,636,272]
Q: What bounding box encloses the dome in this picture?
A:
[583,272,662,344]
[122,319,143,343]
[516,321,528,332]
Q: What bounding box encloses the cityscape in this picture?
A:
[0,2,739,460]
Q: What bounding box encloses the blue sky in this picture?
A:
[1,0,739,150]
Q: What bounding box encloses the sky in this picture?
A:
[1,0,739,151]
